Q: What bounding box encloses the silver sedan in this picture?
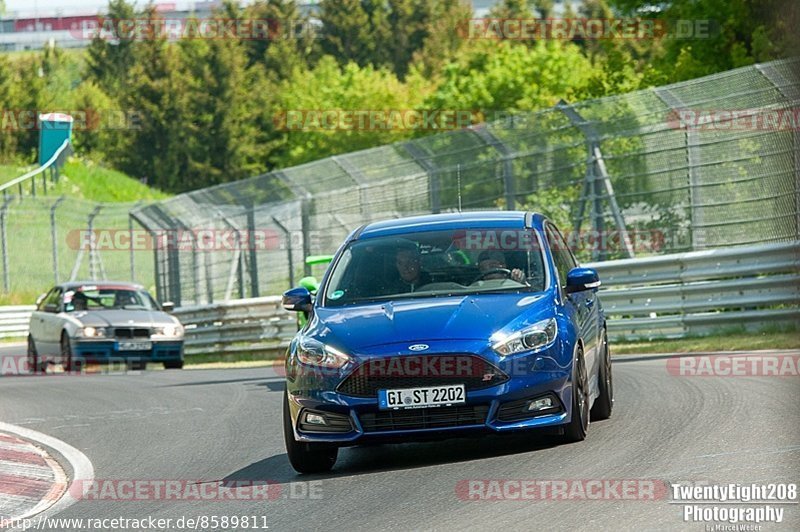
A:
[27,281,184,372]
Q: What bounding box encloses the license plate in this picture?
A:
[378,384,466,410]
[118,341,152,351]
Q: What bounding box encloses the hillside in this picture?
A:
[0,157,171,202]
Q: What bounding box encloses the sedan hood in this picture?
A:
[312,292,553,351]
[70,310,176,328]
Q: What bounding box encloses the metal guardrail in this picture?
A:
[174,297,297,358]
[0,140,73,198]
[0,305,35,339]
[588,241,800,339]
[2,242,797,348]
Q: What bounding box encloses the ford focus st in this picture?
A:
[281,212,613,473]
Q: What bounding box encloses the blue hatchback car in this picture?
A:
[281,212,613,473]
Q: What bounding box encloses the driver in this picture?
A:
[477,250,526,283]
[390,245,431,293]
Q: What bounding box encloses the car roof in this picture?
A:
[357,211,546,240]
[55,281,145,291]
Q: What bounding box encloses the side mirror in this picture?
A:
[44,303,59,313]
[161,301,175,313]
[565,267,601,294]
[283,287,313,313]
[35,293,47,306]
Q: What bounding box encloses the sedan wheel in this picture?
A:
[27,336,42,374]
[563,349,589,442]
[61,334,81,373]
[283,391,338,474]
[591,329,614,421]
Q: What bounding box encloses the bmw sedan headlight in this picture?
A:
[154,324,184,338]
[79,326,109,338]
[491,318,558,357]
[295,337,351,369]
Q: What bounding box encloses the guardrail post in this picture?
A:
[50,196,65,283]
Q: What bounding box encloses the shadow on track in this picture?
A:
[222,431,565,484]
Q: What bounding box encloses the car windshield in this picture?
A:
[323,228,546,306]
[63,287,158,312]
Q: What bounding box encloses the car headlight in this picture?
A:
[491,318,558,357]
[295,337,351,369]
[80,326,108,338]
[154,324,184,338]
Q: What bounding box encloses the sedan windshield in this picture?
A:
[63,287,158,312]
[323,228,546,306]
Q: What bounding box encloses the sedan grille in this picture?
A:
[337,355,508,398]
[359,405,489,433]
[114,327,151,338]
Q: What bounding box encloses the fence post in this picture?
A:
[403,142,440,213]
[50,196,65,284]
[0,198,12,292]
[272,216,294,288]
[246,205,260,298]
[471,126,516,210]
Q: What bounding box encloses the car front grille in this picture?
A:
[337,354,508,398]
[359,405,490,433]
[114,327,151,338]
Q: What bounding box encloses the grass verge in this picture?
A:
[613,331,799,355]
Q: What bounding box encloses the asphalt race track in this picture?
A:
[1,345,798,531]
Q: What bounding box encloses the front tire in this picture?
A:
[562,349,589,442]
[591,329,613,421]
[61,333,82,373]
[283,392,338,474]
[27,335,43,374]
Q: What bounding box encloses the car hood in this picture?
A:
[312,292,553,351]
[69,310,177,328]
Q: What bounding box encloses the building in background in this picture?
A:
[0,1,571,52]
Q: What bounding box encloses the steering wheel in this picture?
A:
[474,268,512,282]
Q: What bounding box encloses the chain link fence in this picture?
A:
[2,58,798,305]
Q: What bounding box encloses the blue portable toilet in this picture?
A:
[38,113,73,166]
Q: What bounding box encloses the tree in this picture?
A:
[318,0,383,68]
[489,0,532,18]
[85,0,137,94]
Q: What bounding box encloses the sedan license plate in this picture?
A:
[378,384,466,410]
[118,341,152,351]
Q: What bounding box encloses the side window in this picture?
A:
[42,288,61,311]
[545,224,576,286]
[37,289,55,311]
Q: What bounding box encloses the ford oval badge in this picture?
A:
[408,344,429,352]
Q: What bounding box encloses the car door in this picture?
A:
[546,224,600,383]
[38,288,64,355]
[28,289,54,352]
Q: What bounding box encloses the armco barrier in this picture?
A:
[588,241,800,339]
[3,242,798,349]
[173,296,297,357]
[0,305,35,339]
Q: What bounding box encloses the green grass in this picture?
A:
[613,331,800,355]
[50,159,170,202]
[1,157,170,202]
